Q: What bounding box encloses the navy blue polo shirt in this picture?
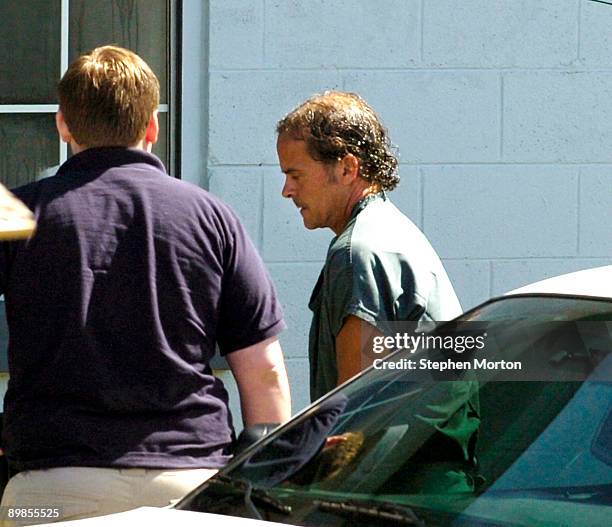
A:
[0,147,285,471]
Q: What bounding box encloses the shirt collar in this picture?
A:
[348,191,386,223]
[57,147,167,176]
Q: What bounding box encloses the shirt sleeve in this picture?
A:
[215,213,286,355]
[327,245,427,337]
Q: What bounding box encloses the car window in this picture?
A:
[180,295,612,526]
[465,295,612,323]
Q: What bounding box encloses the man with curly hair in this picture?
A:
[277,91,462,400]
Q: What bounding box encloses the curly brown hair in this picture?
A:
[276,91,399,190]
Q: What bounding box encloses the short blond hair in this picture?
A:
[57,45,160,147]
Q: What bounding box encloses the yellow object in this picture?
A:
[0,185,36,241]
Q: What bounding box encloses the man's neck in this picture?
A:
[69,138,150,156]
[332,182,381,235]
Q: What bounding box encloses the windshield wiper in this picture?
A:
[211,475,292,520]
[314,498,425,526]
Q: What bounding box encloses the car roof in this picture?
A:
[506,265,612,300]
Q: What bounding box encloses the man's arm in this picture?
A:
[226,336,292,426]
[335,315,384,386]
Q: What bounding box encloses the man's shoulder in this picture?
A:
[333,195,446,278]
[22,161,228,209]
[12,164,245,240]
[332,199,407,256]
[10,177,51,207]
[145,172,218,204]
[357,196,416,232]
[352,196,432,253]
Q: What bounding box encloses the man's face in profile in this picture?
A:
[277,134,345,233]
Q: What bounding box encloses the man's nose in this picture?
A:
[281,177,294,198]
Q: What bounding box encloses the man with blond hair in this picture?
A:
[0,46,290,521]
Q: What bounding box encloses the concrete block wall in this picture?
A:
[207,0,612,419]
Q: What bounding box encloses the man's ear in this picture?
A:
[339,153,360,184]
[144,110,159,150]
[55,111,73,144]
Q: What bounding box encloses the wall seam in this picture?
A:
[419,166,425,230]
[210,161,612,168]
[420,0,425,63]
[577,0,582,63]
[499,73,505,160]
[576,167,582,255]
[259,168,265,251]
[204,67,612,73]
[262,0,267,65]
[202,0,211,188]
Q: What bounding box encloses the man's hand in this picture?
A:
[335,315,383,386]
[227,337,291,426]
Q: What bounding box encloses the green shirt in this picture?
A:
[308,193,462,401]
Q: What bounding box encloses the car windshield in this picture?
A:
[178,295,612,526]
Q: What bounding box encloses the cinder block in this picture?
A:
[581,0,612,67]
[209,167,263,248]
[264,0,420,68]
[343,71,500,163]
[386,166,421,228]
[504,72,612,162]
[285,358,312,414]
[491,259,612,296]
[422,165,579,258]
[579,167,612,256]
[210,0,264,69]
[442,260,491,312]
[269,262,323,359]
[424,0,577,67]
[262,168,333,262]
[209,71,341,165]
